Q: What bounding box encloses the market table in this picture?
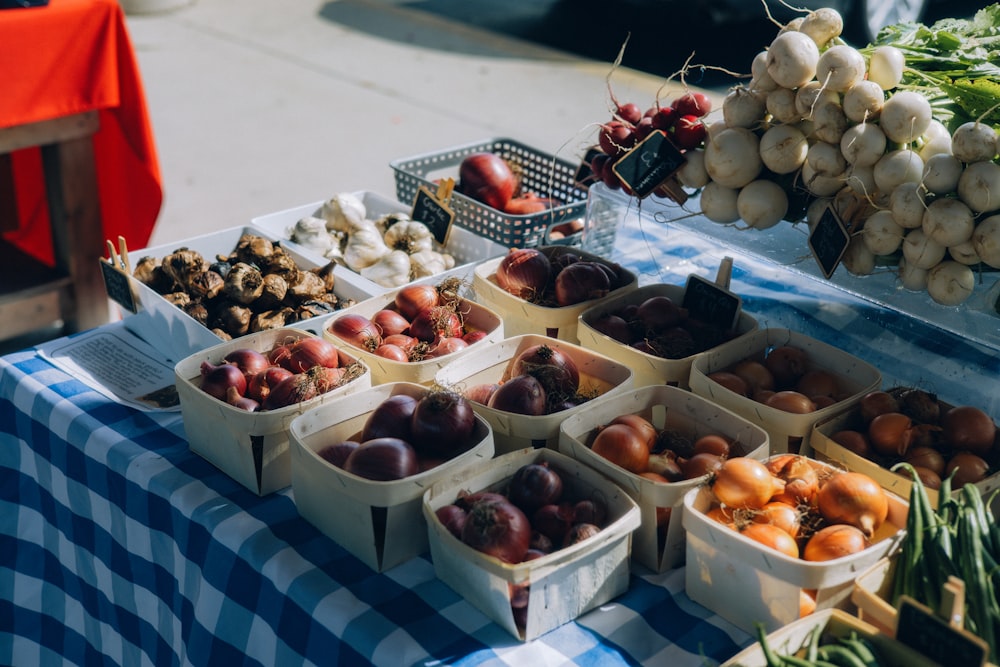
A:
[3,202,999,666]
[0,0,162,339]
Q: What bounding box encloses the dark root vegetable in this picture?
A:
[435,504,467,539]
[507,462,563,514]
[344,437,420,481]
[942,405,997,457]
[458,152,517,210]
[505,343,580,396]
[563,523,601,548]
[461,496,532,563]
[898,388,941,424]
[410,390,477,458]
[317,440,360,468]
[488,374,547,416]
[496,248,551,301]
[361,393,419,442]
[553,261,610,306]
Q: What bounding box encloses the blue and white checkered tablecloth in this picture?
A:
[4,207,1000,667]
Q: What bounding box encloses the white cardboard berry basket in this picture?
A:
[471,245,638,344]
[433,334,635,454]
[174,327,372,496]
[288,381,495,573]
[688,328,882,455]
[322,279,504,386]
[558,384,770,573]
[421,447,641,641]
[576,282,759,390]
[683,455,909,635]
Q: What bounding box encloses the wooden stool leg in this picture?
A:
[0,154,17,233]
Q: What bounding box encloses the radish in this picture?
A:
[759,124,808,174]
[918,120,954,160]
[922,154,963,195]
[867,46,905,90]
[873,149,924,194]
[972,214,1000,268]
[795,82,839,119]
[704,127,762,189]
[898,257,929,291]
[843,80,885,123]
[767,31,820,89]
[799,7,844,46]
[815,45,866,93]
[737,179,788,230]
[676,148,709,189]
[951,121,998,164]
[840,122,887,167]
[801,161,845,197]
[673,92,712,118]
[922,197,975,248]
[879,91,933,144]
[862,210,904,255]
[807,141,847,178]
[957,160,1000,213]
[811,102,848,145]
[766,88,800,124]
[926,261,975,306]
[889,182,927,229]
[948,240,980,266]
[902,228,947,270]
[842,235,876,276]
[750,51,778,92]
[722,86,766,129]
[699,182,741,224]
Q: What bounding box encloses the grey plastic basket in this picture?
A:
[391,137,593,250]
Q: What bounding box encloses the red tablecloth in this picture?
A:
[0,0,162,265]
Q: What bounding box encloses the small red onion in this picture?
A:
[246,365,294,403]
[284,337,340,372]
[563,523,601,547]
[424,336,469,359]
[371,308,411,337]
[409,306,463,342]
[223,348,270,378]
[394,284,440,321]
[553,261,610,306]
[200,361,247,402]
[317,440,360,468]
[344,437,420,481]
[361,393,419,442]
[225,386,259,412]
[461,496,532,563]
[410,390,477,458]
[328,313,382,350]
[487,375,547,416]
[495,248,551,301]
[435,504,467,539]
[508,462,563,514]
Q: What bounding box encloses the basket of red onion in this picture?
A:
[390,138,590,250]
[558,384,770,572]
[688,328,882,455]
[472,245,637,343]
[577,282,759,389]
[434,334,635,454]
[323,278,504,385]
[289,381,494,572]
[174,328,372,495]
[422,447,641,641]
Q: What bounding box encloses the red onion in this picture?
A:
[373,344,410,362]
[462,330,489,346]
[200,361,247,402]
[461,495,532,563]
[435,504,467,539]
[360,393,419,442]
[261,372,320,410]
[424,336,469,359]
[464,382,500,405]
[223,348,270,378]
[507,462,563,514]
[590,314,631,344]
[554,261,610,306]
[506,343,580,396]
[408,306,463,343]
[225,386,259,412]
[636,295,687,333]
[394,284,440,321]
[563,523,601,547]
[317,440,359,468]
[383,333,417,352]
[328,314,382,350]
[573,499,607,526]
[487,375,547,416]
[495,248,551,301]
[284,337,340,372]
[246,365,294,403]
[410,390,477,458]
[371,308,411,337]
[344,437,420,481]
[455,490,507,511]
[531,502,575,545]
[458,152,517,210]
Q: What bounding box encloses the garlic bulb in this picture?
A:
[288,215,334,256]
[322,192,367,235]
[343,224,390,272]
[409,249,455,279]
[383,220,434,255]
[360,250,412,288]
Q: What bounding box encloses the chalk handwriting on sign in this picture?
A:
[612,130,686,199]
[809,205,850,279]
[682,274,741,330]
[411,183,455,246]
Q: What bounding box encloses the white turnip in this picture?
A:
[759,124,808,174]
[879,91,933,144]
[862,210,904,256]
[722,86,767,129]
[816,45,866,93]
[842,235,876,276]
[889,182,927,229]
[842,80,885,123]
[795,81,840,119]
[845,164,876,197]
[867,46,905,90]
[922,197,975,248]
[699,182,741,224]
[898,257,929,291]
[801,161,845,197]
[766,87,800,124]
[971,214,1000,268]
[926,261,975,306]
[799,7,844,46]
[676,148,709,189]
[807,141,847,178]
[737,179,788,229]
[840,122,887,167]
[902,228,947,270]
[948,240,980,266]
[873,149,924,194]
[767,31,820,89]
[957,160,1000,213]
[950,121,997,163]
[918,120,953,160]
[811,102,848,144]
[921,154,963,195]
[704,127,762,189]
[750,51,778,92]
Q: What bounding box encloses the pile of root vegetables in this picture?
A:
[599,5,1000,308]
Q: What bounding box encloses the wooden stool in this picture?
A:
[0,110,112,342]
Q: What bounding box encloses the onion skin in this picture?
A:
[317,440,360,468]
[506,343,580,396]
[816,471,888,537]
[223,348,270,378]
[328,314,382,350]
[245,365,293,403]
[803,524,869,562]
[553,261,610,306]
[284,337,341,373]
[740,523,799,559]
[361,394,419,442]
[764,346,809,390]
[708,371,749,397]
[488,374,547,416]
[496,248,550,301]
[344,437,420,481]
[410,391,477,459]
[459,153,517,210]
[712,457,779,510]
[461,496,532,564]
[868,412,915,458]
[945,452,990,486]
[508,463,564,514]
[610,414,659,452]
[859,391,901,424]
[200,360,247,402]
[765,391,817,414]
[394,284,439,321]
[563,523,602,548]
[436,505,467,539]
[831,430,873,459]
[592,423,650,473]
[942,406,997,457]
[371,309,411,337]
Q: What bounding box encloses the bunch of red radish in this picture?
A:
[591,91,712,195]
[198,336,359,412]
[326,281,491,363]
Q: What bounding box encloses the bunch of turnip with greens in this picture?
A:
[682,4,1000,307]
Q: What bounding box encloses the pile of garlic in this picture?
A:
[287,192,455,288]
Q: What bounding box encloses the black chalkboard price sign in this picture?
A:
[101,259,137,314]
[896,596,988,667]
[611,129,686,199]
[681,274,741,331]
[411,182,455,246]
[808,205,850,279]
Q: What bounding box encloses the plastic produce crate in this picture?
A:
[390,137,596,250]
